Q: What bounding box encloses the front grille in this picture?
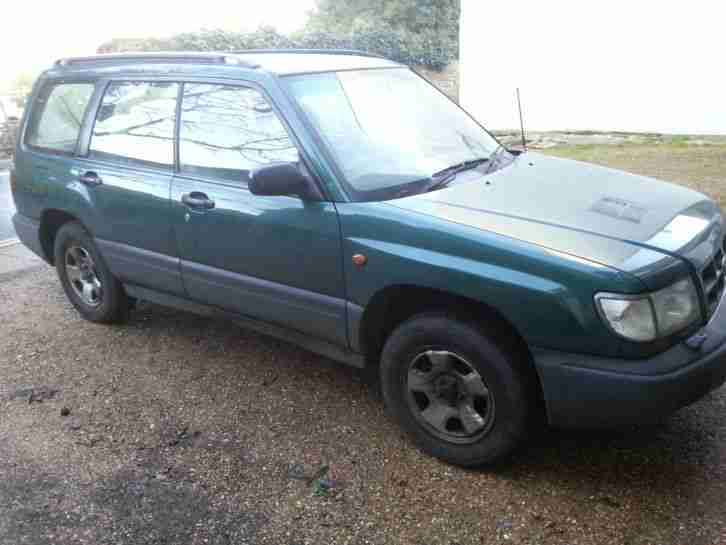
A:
[700,243,726,316]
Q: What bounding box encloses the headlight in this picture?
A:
[596,278,700,342]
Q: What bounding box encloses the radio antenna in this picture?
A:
[516,88,527,151]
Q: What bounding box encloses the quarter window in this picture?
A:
[26,83,95,153]
[89,81,178,167]
[179,84,298,182]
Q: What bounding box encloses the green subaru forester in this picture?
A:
[11,50,726,466]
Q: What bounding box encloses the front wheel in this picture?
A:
[380,313,537,467]
[54,222,129,323]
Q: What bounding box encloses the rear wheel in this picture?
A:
[54,222,129,323]
[380,312,536,466]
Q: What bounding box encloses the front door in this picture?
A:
[170,82,347,345]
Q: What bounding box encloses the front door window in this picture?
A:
[179,83,298,183]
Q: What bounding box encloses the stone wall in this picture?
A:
[414,61,459,102]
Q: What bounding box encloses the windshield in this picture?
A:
[284,68,505,201]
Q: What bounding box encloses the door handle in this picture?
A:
[78,171,102,186]
[181,192,215,210]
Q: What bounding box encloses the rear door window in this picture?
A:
[25,82,95,154]
[89,81,178,168]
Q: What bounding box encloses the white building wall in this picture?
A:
[460,0,726,135]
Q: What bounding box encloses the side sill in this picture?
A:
[124,283,366,369]
[96,238,185,296]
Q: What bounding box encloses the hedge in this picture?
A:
[97,27,455,71]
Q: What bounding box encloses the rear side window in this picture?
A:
[89,81,178,168]
[178,83,298,182]
[25,83,95,153]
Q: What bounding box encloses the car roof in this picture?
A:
[51,50,402,77]
[237,51,400,75]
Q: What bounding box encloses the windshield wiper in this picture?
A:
[425,157,491,192]
[483,143,506,175]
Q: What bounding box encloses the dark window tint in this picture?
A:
[89,82,178,167]
[26,83,95,153]
[179,84,297,182]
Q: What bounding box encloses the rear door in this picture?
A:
[170,82,347,345]
[74,80,183,295]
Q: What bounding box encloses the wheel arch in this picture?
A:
[39,209,86,264]
[357,284,546,415]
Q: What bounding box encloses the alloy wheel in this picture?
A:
[65,246,103,307]
[406,349,495,444]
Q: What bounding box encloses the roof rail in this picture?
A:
[232,48,385,59]
[55,52,259,68]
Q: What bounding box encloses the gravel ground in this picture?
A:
[3,143,726,545]
[2,267,726,545]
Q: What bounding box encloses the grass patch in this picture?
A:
[542,143,726,209]
[668,135,691,147]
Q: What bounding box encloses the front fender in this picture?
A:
[337,202,643,357]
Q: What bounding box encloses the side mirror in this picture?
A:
[248,162,322,200]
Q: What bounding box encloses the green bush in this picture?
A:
[97,26,455,71]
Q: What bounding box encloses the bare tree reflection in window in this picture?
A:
[90,82,178,166]
[179,84,298,182]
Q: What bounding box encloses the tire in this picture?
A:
[54,221,129,323]
[380,312,536,467]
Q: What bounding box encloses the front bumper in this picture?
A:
[534,292,726,428]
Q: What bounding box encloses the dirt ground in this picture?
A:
[2,143,726,545]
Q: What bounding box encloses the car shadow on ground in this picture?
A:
[128,298,725,481]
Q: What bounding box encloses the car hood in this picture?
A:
[390,152,723,278]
